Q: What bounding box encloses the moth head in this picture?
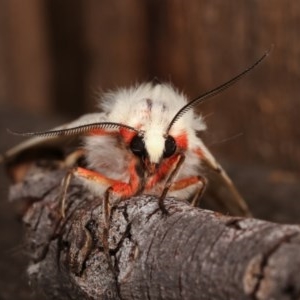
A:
[131,47,271,173]
[130,128,177,174]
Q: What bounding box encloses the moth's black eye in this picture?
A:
[163,135,177,158]
[130,135,146,158]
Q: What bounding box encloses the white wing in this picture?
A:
[196,143,251,217]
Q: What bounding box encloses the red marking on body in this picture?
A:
[169,176,199,191]
[145,154,180,190]
[111,159,141,197]
[76,159,141,198]
[175,133,188,150]
[76,167,116,185]
[119,127,136,144]
[193,147,205,158]
[88,129,115,136]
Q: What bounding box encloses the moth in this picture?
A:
[2,50,270,221]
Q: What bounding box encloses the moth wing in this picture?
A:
[196,143,251,217]
[0,113,105,164]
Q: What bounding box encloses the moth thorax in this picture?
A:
[144,127,165,164]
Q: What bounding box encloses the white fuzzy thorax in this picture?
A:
[84,82,207,198]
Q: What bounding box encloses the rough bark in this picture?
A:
[7,161,300,300]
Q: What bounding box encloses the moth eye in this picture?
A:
[163,135,177,158]
[130,135,146,158]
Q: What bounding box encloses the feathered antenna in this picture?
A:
[166,47,273,133]
[8,122,139,137]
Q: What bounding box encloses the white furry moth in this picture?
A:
[2,49,270,217]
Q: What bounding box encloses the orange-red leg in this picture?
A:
[74,165,140,249]
[169,176,207,207]
[75,166,141,198]
[59,169,74,217]
[71,163,141,274]
[58,166,117,218]
[58,149,86,217]
[158,153,185,214]
[102,187,114,271]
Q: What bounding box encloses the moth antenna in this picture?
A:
[7,122,139,138]
[167,46,273,132]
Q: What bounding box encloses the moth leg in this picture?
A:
[74,165,141,272]
[102,187,114,271]
[62,148,85,168]
[159,153,185,214]
[58,149,85,217]
[59,169,75,218]
[194,146,251,217]
[61,166,128,277]
[167,175,207,207]
[75,166,141,196]
[190,176,207,207]
[73,168,123,273]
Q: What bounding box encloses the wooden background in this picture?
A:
[1,0,300,170]
[0,1,299,299]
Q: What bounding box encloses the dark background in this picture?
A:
[0,1,299,299]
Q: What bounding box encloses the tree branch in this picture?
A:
[8,162,300,300]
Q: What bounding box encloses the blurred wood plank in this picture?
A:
[1,0,52,113]
[83,0,148,111]
[145,0,300,171]
[45,0,87,117]
[0,0,299,169]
